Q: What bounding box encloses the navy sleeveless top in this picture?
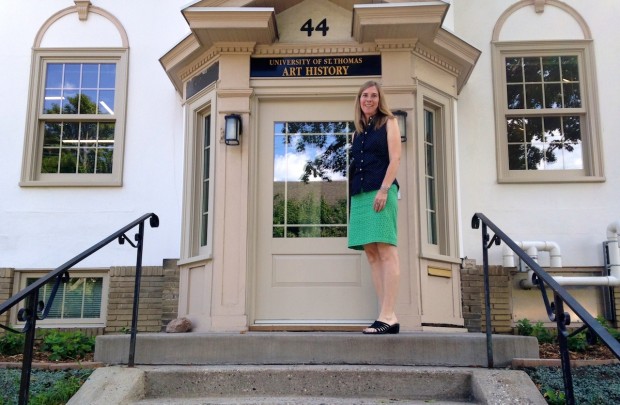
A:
[349,117,398,196]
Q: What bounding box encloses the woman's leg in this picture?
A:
[363,243,384,306]
[363,242,400,332]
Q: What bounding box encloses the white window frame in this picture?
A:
[12,270,109,328]
[20,48,129,186]
[416,86,460,263]
[492,41,604,183]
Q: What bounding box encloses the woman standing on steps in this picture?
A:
[348,80,402,335]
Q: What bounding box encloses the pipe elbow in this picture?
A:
[607,221,620,240]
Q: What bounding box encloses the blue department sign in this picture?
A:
[250,55,381,78]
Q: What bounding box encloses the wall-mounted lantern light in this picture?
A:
[392,110,407,142]
[224,114,242,145]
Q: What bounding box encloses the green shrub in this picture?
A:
[39,331,95,361]
[516,318,534,336]
[532,321,555,344]
[0,333,25,356]
[543,388,565,405]
[567,330,588,352]
[595,316,620,342]
[516,318,556,343]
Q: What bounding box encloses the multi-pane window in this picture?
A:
[41,63,116,174]
[424,109,438,245]
[21,50,128,186]
[18,274,107,327]
[272,121,352,238]
[505,56,583,171]
[493,42,603,183]
[200,115,211,247]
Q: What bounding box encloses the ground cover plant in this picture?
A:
[516,317,620,404]
[0,369,93,405]
[0,329,95,404]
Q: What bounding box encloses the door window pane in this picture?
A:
[273,122,351,238]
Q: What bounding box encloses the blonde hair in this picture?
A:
[353,80,393,134]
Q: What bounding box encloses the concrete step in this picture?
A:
[94,332,538,368]
[68,365,547,405]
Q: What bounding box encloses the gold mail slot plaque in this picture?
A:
[428,266,452,278]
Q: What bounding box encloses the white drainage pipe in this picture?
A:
[503,241,562,268]
[512,222,620,288]
[553,220,620,287]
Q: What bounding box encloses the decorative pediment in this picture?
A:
[161,0,480,95]
[352,1,448,43]
[182,7,278,46]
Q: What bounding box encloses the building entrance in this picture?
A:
[253,97,411,327]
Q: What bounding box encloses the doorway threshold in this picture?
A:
[250,320,371,332]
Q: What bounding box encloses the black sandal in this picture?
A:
[363,321,400,335]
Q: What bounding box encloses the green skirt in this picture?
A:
[348,185,398,250]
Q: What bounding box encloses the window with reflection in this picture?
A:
[22,49,128,186]
[272,122,352,238]
[504,55,583,171]
[492,39,605,183]
[41,63,117,174]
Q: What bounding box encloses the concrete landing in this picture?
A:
[68,365,547,405]
[95,332,538,368]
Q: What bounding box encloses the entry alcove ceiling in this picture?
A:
[160,0,480,95]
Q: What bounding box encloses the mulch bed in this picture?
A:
[539,342,616,360]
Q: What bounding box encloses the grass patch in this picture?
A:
[0,368,93,405]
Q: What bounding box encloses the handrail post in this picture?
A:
[128,220,145,368]
[481,222,494,368]
[18,289,39,405]
[554,293,575,405]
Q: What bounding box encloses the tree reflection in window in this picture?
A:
[507,116,581,170]
[505,55,582,170]
[41,92,114,174]
[40,63,116,174]
[272,122,352,238]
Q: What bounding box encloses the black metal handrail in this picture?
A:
[0,213,159,405]
[472,212,620,405]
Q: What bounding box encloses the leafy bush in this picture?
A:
[516,318,534,336]
[0,333,24,356]
[39,331,95,361]
[532,321,555,344]
[517,316,620,348]
[595,316,620,342]
[567,330,588,352]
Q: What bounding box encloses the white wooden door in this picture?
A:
[254,98,378,325]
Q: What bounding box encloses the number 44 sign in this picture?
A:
[300,18,329,37]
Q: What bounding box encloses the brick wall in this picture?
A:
[0,264,180,337]
[161,259,180,331]
[0,268,14,332]
[460,263,512,333]
[615,287,620,328]
[106,264,179,334]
